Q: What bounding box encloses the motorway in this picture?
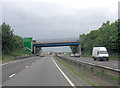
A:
[2,57,39,83]
[59,55,119,69]
[2,56,73,86]
[1,55,119,87]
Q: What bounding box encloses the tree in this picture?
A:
[36,47,41,54]
[2,22,14,54]
[70,20,118,56]
[1,22,23,55]
[70,46,79,54]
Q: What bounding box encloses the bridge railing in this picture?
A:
[33,37,79,44]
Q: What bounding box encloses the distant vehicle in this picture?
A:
[40,52,44,57]
[36,54,39,56]
[92,47,109,61]
[50,51,52,55]
[70,54,74,57]
[74,53,80,57]
[64,53,67,56]
[40,54,44,57]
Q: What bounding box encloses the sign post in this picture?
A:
[23,37,32,55]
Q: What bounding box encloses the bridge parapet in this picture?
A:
[33,37,79,44]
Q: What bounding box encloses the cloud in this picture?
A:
[2,1,118,51]
[118,1,120,19]
[2,2,117,39]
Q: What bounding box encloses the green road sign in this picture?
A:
[23,37,32,54]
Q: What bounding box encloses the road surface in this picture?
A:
[2,57,39,83]
[2,56,72,86]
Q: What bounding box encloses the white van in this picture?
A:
[92,47,109,61]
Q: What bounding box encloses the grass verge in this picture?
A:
[54,56,98,87]
[0,60,2,63]
[54,56,119,87]
[2,55,14,63]
[109,57,120,61]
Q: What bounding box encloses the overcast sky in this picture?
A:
[1,0,119,52]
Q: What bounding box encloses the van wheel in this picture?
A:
[94,58,96,61]
[107,59,109,61]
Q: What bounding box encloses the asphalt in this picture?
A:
[59,55,119,69]
[2,56,39,83]
[2,56,71,86]
[1,55,119,87]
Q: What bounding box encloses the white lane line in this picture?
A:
[25,66,28,68]
[52,57,76,87]
[9,73,16,78]
[88,63,95,65]
[79,61,87,64]
[0,57,34,66]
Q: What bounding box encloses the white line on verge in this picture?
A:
[88,63,95,65]
[52,57,76,87]
[0,57,33,66]
[9,73,16,78]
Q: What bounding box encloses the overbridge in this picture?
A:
[32,37,81,55]
[33,42,80,47]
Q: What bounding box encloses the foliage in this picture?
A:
[1,22,23,55]
[36,47,41,54]
[67,52,71,55]
[70,46,79,54]
[0,26,2,34]
[70,20,119,57]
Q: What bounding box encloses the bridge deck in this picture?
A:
[33,41,80,47]
[33,41,79,44]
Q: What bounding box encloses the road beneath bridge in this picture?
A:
[2,56,90,86]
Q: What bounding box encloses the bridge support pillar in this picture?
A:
[34,46,36,56]
[79,45,81,56]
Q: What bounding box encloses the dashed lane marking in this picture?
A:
[9,73,16,78]
[25,66,28,68]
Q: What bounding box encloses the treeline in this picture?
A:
[70,19,119,57]
[1,22,23,56]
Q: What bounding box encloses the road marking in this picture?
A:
[25,66,28,68]
[52,57,76,87]
[0,57,33,66]
[79,61,87,64]
[88,63,95,65]
[9,73,16,78]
